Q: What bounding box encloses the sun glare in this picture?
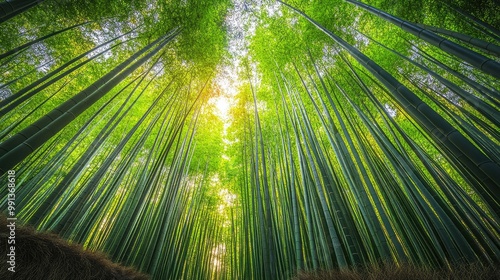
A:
[210,73,238,122]
[214,96,231,119]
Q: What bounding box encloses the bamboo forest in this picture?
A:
[1,0,499,279]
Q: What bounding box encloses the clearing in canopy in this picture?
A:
[0,0,499,279]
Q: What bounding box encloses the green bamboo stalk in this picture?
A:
[0,76,73,140]
[0,28,180,174]
[0,31,171,157]
[29,72,147,226]
[343,0,500,78]
[0,0,44,24]
[277,89,303,270]
[357,30,499,127]
[278,1,500,217]
[411,43,500,103]
[0,20,90,60]
[0,29,135,116]
[415,23,500,57]
[438,0,500,40]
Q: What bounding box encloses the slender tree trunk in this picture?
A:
[438,0,500,40]
[343,0,500,79]
[54,78,168,234]
[0,28,180,174]
[0,29,135,116]
[415,23,500,57]
[29,73,145,226]
[278,1,500,217]
[0,21,90,60]
[249,78,275,279]
[0,0,44,24]
[358,30,499,127]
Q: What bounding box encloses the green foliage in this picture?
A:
[190,104,225,173]
[0,0,499,279]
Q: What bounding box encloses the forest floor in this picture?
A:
[294,262,500,279]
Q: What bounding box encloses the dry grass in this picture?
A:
[293,262,500,280]
[1,214,149,280]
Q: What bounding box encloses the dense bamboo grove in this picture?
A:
[1,0,499,279]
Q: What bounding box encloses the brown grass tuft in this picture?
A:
[293,262,500,280]
[1,214,149,280]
